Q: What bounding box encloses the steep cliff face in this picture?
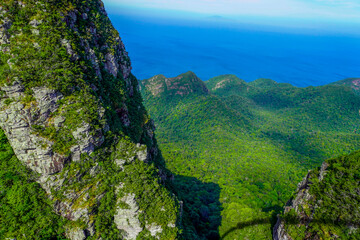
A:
[0,0,179,239]
[273,168,317,240]
[274,152,360,240]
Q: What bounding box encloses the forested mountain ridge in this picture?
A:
[141,72,360,239]
[0,1,179,239]
[208,75,360,132]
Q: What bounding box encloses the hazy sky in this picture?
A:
[103,0,360,23]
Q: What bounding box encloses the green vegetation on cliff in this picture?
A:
[140,72,360,239]
[0,0,179,239]
[282,151,360,239]
[0,129,68,239]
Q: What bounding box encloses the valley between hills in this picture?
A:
[140,72,360,239]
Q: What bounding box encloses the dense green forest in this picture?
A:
[140,72,360,239]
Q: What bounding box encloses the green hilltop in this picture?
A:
[141,72,360,239]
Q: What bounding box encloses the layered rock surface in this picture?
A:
[0,0,179,239]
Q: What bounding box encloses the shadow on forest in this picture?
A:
[220,217,272,239]
[219,203,282,239]
[263,130,325,162]
[172,175,223,240]
[219,214,360,240]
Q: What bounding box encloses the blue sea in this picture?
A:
[109,14,360,87]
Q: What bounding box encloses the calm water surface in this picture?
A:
[109,14,360,87]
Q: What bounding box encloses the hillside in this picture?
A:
[274,151,360,239]
[141,72,360,239]
[0,1,179,239]
[330,78,360,94]
[140,71,209,98]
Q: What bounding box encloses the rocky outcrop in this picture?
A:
[114,193,143,240]
[141,74,167,97]
[273,162,329,240]
[0,83,68,175]
[0,1,179,239]
[0,7,11,50]
[273,219,291,240]
[141,71,209,97]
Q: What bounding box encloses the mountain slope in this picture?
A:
[0,1,179,239]
[274,151,360,240]
[140,71,209,99]
[141,72,360,239]
[330,78,360,94]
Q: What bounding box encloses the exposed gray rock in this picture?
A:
[0,14,11,50]
[117,37,132,81]
[319,161,329,181]
[1,80,24,98]
[66,228,86,240]
[29,19,42,27]
[273,164,330,240]
[0,83,68,175]
[136,143,147,161]
[86,47,102,79]
[32,86,64,122]
[53,115,66,129]
[143,75,166,97]
[146,223,163,238]
[0,82,106,236]
[29,18,42,35]
[89,162,99,176]
[105,53,119,77]
[61,38,80,61]
[273,218,291,240]
[71,123,101,161]
[291,171,313,214]
[18,1,25,8]
[168,223,176,228]
[38,173,66,194]
[115,193,143,240]
[113,139,149,167]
